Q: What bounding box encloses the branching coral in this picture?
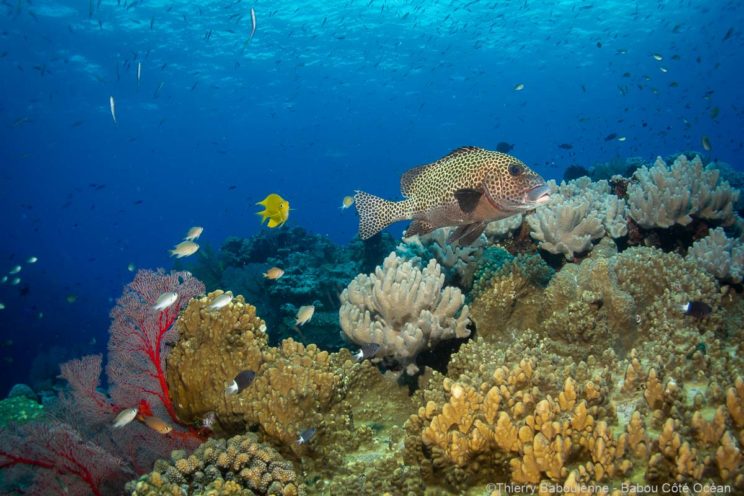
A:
[339,252,470,372]
[628,154,739,229]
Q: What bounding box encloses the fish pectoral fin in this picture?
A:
[453,188,484,214]
[447,222,486,246]
[404,219,437,238]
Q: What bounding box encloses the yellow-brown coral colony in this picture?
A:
[137,155,744,495]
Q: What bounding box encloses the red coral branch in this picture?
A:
[106,269,204,425]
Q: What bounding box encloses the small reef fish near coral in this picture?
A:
[112,407,138,429]
[225,370,256,395]
[169,240,200,258]
[207,292,232,310]
[152,291,178,311]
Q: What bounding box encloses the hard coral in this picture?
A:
[339,252,470,373]
[127,433,305,496]
[166,291,268,432]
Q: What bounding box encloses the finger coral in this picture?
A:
[166,291,268,432]
[339,252,470,373]
[127,433,305,495]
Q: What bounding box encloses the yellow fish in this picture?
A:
[263,267,284,279]
[256,193,290,228]
[184,226,203,241]
[142,415,173,435]
[340,195,354,209]
[170,240,199,258]
[295,305,315,326]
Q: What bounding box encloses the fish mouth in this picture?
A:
[525,184,551,204]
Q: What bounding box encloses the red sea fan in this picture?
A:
[57,354,114,426]
[106,269,204,423]
[0,420,129,496]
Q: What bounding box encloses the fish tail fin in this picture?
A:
[354,191,410,240]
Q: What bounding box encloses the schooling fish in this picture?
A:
[225,370,256,395]
[354,146,550,245]
[109,96,116,124]
[170,240,199,258]
[184,226,203,241]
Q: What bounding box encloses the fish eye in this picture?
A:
[508,163,524,176]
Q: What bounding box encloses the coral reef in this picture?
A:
[404,325,744,493]
[686,227,744,283]
[472,246,720,361]
[166,291,414,470]
[339,252,470,373]
[166,291,268,431]
[628,154,739,229]
[526,178,627,260]
[182,227,395,349]
[127,433,305,496]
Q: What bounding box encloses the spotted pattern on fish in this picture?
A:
[354,146,548,241]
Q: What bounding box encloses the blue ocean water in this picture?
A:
[0,0,742,395]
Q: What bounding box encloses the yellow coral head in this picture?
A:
[256,193,290,228]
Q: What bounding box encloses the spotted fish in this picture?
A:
[354,146,550,245]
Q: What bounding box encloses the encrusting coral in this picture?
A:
[127,433,305,495]
[472,245,721,361]
[339,252,470,374]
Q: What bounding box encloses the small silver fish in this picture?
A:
[249,7,256,41]
[112,407,138,428]
[208,292,232,311]
[26,256,38,264]
[202,411,216,429]
[109,96,116,124]
[354,343,381,362]
[225,370,256,395]
[297,427,317,445]
[8,265,21,275]
[153,291,178,311]
[137,62,141,85]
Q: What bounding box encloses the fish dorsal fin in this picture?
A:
[454,188,484,214]
[400,164,432,197]
[443,145,480,160]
